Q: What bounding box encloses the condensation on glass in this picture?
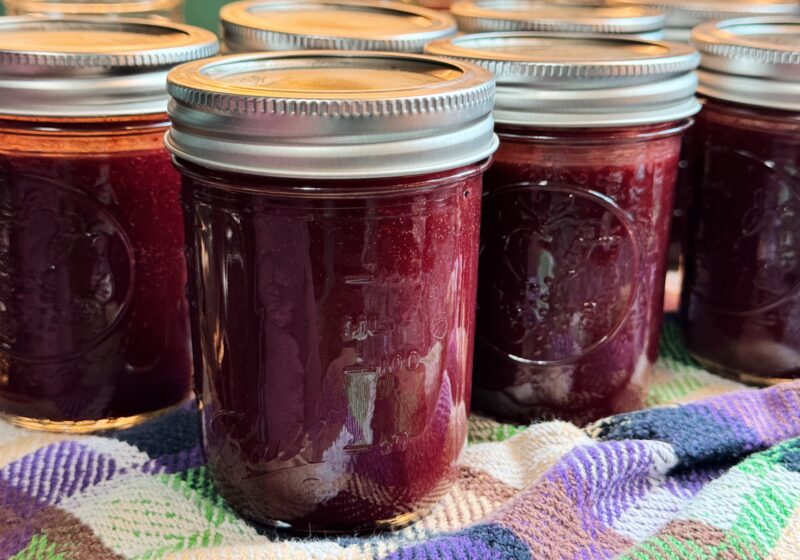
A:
[3,0,185,21]
[220,0,456,53]
[427,33,700,425]
[0,17,218,431]
[682,17,800,384]
[165,51,498,531]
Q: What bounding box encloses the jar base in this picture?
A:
[245,507,431,535]
[690,352,798,387]
[0,398,190,433]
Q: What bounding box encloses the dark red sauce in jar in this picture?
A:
[476,123,685,423]
[178,162,482,529]
[0,18,218,430]
[166,51,497,530]
[684,101,800,380]
[0,117,191,424]
[613,2,800,273]
[427,33,700,424]
[682,17,800,384]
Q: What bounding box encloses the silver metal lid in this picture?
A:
[3,0,183,20]
[165,51,498,179]
[425,32,700,126]
[692,17,800,110]
[449,1,666,37]
[610,0,799,32]
[220,0,457,54]
[0,16,219,117]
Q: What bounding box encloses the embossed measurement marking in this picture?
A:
[344,274,375,286]
[342,314,378,342]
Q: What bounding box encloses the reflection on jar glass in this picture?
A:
[0,18,218,431]
[427,33,700,424]
[166,51,497,531]
[3,0,184,21]
[683,16,800,384]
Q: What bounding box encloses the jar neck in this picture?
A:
[698,98,800,139]
[494,119,692,145]
[0,113,171,155]
[0,113,170,133]
[701,97,800,124]
[173,156,491,198]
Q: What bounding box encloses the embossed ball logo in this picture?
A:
[478,183,639,365]
[0,183,135,362]
[692,147,800,315]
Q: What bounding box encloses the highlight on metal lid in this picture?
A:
[220,0,457,53]
[692,16,800,110]
[449,0,666,38]
[166,51,498,179]
[609,0,800,41]
[2,0,184,21]
[425,31,700,126]
[0,16,219,116]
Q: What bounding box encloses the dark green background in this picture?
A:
[183,0,228,32]
[0,0,228,32]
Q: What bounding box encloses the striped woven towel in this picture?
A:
[2,322,799,560]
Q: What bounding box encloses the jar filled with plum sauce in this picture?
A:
[3,0,185,21]
[427,33,700,424]
[221,0,456,53]
[166,51,497,530]
[608,1,800,274]
[449,0,666,38]
[682,17,800,384]
[0,17,218,430]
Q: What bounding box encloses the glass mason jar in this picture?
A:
[427,33,700,424]
[166,51,497,531]
[0,18,218,431]
[449,0,666,38]
[220,0,456,54]
[683,17,800,384]
[607,1,800,274]
[3,0,185,21]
